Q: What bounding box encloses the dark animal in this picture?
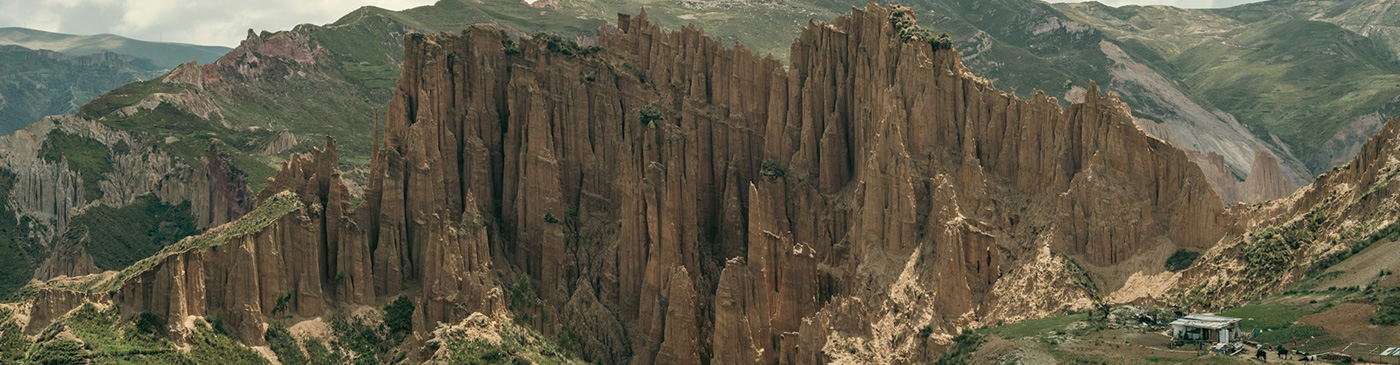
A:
[1256,348,1268,361]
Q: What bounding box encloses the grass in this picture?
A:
[1373,296,1400,326]
[1218,298,1328,331]
[23,304,264,364]
[985,314,1082,339]
[90,191,301,293]
[78,79,187,119]
[0,308,28,363]
[69,195,198,270]
[38,130,112,201]
[1309,219,1400,277]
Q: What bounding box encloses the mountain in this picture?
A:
[0,27,230,69]
[1053,0,1400,179]
[5,0,1400,362]
[0,45,165,134]
[5,4,1234,363]
[0,28,232,134]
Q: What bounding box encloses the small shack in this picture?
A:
[1169,314,1243,344]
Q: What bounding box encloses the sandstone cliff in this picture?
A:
[66,4,1233,363]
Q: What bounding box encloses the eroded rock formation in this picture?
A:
[87,4,1232,363]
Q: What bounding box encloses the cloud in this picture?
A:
[1044,0,1262,9]
[0,0,436,47]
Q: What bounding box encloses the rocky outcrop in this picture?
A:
[81,4,1232,363]
[201,140,254,228]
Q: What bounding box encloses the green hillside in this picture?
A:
[0,27,229,69]
[0,45,164,134]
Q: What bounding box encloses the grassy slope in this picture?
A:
[0,45,163,134]
[0,27,230,68]
[91,192,301,293]
[1172,18,1400,167]
[70,195,198,271]
[1055,1,1400,173]
[17,304,270,364]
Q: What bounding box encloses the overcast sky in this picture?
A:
[0,0,436,47]
[1045,0,1262,9]
[0,0,1265,47]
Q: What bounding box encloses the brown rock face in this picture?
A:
[97,4,1230,363]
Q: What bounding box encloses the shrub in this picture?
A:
[932,330,983,365]
[639,105,663,126]
[28,338,87,365]
[266,324,308,365]
[543,213,560,224]
[1373,296,1400,326]
[384,295,415,340]
[535,33,599,57]
[272,290,294,316]
[133,312,164,336]
[0,309,30,363]
[760,160,787,181]
[1165,250,1201,272]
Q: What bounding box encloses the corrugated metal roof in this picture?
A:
[1169,318,1233,330]
[1380,347,1400,357]
[1183,314,1242,323]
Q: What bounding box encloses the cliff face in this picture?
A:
[1173,112,1400,308]
[93,4,1229,362]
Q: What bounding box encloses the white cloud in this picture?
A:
[1043,0,1263,9]
[0,0,437,47]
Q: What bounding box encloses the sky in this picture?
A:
[0,0,437,47]
[1046,0,1262,8]
[0,0,1265,47]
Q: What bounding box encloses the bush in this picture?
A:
[760,160,787,181]
[329,317,387,365]
[384,295,415,340]
[28,338,87,365]
[1165,250,1201,272]
[535,33,599,57]
[932,330,983,365]
[272,290,294,316]
[133,312,164,336]
[1,309,30,363]
[510,276,535,312]
[266,324,308,365]
[1373,296,1400,326]
[305,339,346,365]
[639,105,663,126]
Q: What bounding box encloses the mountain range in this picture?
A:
[0,28,229,135]
[3,0,1400,363]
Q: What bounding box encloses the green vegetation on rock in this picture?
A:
[1373,296,1400,326]
[70,194,198,270]
[384,295,414,342]
[92,192,301,292]
[932,330,983,365]
[39,130,112,201]
[267,323,308,365]
[1165,249,1201,272]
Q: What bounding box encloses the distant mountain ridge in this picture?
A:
[0,27,230,69]
[0,28,230,134]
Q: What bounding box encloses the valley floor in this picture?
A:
[965,274,1400,365]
